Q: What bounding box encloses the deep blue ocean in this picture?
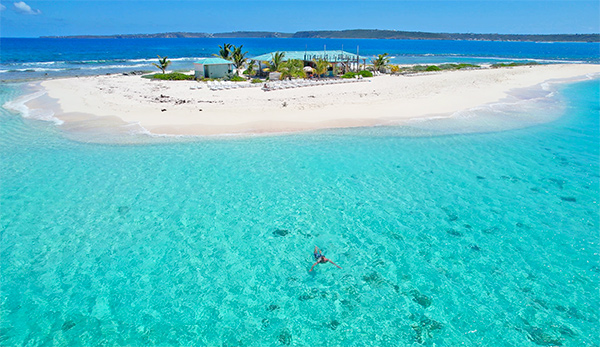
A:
[0,39,599,346]
[1,37,599,81]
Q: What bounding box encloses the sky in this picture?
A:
[1,0,599,38]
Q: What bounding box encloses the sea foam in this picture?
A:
[2,90,63,125]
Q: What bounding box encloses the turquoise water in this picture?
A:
[2,38,599,81]
[1,80,599,346]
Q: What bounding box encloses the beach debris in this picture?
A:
[161,109,167,112]
[198,109,203,112]
[277,328,292,345]
[267,304,279,311]
[282,101,287,107]
[196,100,221,104]
[122,71,146,76]
[272,229,289,237]
[560,196,576,202]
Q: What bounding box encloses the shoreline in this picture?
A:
[15,64,600,137]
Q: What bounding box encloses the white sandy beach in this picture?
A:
[38,64,600,136]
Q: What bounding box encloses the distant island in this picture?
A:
[41,29,600,42]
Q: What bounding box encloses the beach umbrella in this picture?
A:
[303,66,313,72]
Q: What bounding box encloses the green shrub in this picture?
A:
[358,70,373,77]
[229,75,246,82]
[147,72,195,80]
[411,65,428,72]
[436,63,479,70]
[455,63,480,69]
[341,72,357,79]
[491,62,540,68]
[425,65,441,71]
[251,78,263,84]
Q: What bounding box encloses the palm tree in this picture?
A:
[152,55,171,74]
[214,43,233,60]
[313,58,329,78]
[231,45,248,72]
[266,51,285,72]
[280,59,306,79]
[372,53,390,72]
[244,60,257,76]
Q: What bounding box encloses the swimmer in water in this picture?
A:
[310,246,342,272]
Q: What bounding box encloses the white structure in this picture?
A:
[194,58,233,79]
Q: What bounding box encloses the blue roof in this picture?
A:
[195,58,233,65]
[249,50,367,62]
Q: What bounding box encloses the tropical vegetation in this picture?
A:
[226,74,246,82]
[491,62,540,68]
[152,55,171,74]
[146,72,194,80]
[215,43,233,60]
[371,53,390,71]
[341,70,373,78]
[372,53,390,72]
[231,45,248,71]
[243,61,257,76]
[279,59,306,79]
[266,51,285,73]
[312,58,329,78]
[397,63,481,73]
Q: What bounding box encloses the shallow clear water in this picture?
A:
[0,80,598,346]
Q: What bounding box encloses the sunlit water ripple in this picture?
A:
[0,79,598,346]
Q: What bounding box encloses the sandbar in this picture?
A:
[39,64,600,136]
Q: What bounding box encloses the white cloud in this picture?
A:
[0,4,6,11]
[13,1,41,15]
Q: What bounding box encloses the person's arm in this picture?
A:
[327,259,342,269]
[309,261,319,272]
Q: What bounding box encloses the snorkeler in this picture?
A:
[310,246,342,272]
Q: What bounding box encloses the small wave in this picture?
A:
[3,91,63,125]
[0,63,151,74]
[85,63,150,70]
[1,67,70,73]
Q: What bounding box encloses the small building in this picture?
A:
[194,58,233,79]
[249,50,368,77]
